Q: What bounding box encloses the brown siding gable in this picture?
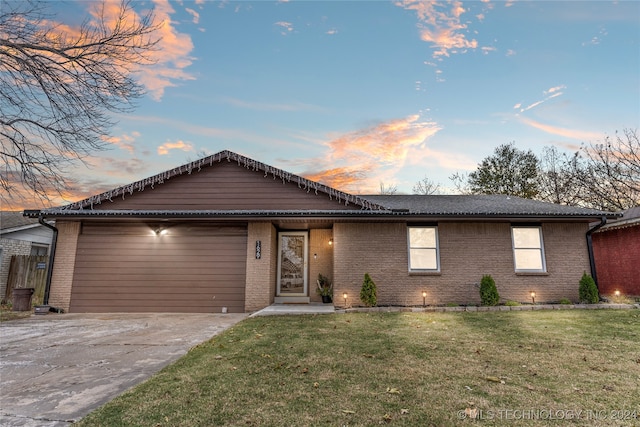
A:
[49,150,385,212]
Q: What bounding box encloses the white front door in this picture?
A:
[277,231,308,296]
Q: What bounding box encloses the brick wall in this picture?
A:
[0,238,32,300]
[245,222,277,311]
[309,229,333,303]
[592,225,640,297]
[49,221,81,311]
[333,221,591,307]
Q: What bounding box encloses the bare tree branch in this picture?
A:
[0,0,160,207]
[412,175,441,195]
[378,182,398,195]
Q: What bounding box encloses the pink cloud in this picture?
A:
[101,131,141,154]
[157,140,194,155]
[519,117,603,141]
[299,115,442,193]
[88,0,196,101]
[396,0,479,58]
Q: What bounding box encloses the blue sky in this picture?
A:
[38,1,640,204]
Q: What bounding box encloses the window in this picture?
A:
[30,245,49,256]
[408,226,439,271]
[511,226,546,272]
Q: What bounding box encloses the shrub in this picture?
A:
[559,298,572,305]
[360,273,377,307]
[479,275,500,306]
[579,272,599,304]
[505,300,521,306]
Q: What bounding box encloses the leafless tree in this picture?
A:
[412,175,441,195]
[0,0,160,206]
[378,182,398,195]
[537,146,584,206]
[574,128,640,211]
[449,171,471,194]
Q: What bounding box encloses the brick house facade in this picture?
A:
[26,150,619,313]
[592,207,640,297]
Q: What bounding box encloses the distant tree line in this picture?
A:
[449,128,639,211]
[382,128,639,212]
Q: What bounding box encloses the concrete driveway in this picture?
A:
[0,312,247,426]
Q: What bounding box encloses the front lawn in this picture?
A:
[78,310,639,426]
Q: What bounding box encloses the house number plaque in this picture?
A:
[255,240,261,259]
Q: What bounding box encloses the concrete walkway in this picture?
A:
[0,312,247,427]
[250,302,336,316]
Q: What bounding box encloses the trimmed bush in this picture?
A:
[479,275,500,306]
[579,272,599,304]
[360,273,377,307]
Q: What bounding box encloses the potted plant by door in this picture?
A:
[316,274,333,303]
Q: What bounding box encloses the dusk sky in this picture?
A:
[14,0,640,207]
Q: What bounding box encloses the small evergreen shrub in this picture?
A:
[360,273,377,307]
[579,272,599,304]
[479,275,500,306]
[505,300,521,306]
[559,298,572,305]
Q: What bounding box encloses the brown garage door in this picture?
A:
[70,223,247,313]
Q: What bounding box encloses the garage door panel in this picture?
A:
[70,225,247,313]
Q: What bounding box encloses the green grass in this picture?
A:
[77,310,640,426]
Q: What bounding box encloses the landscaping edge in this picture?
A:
[338,303,640,314]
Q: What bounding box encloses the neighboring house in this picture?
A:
[24,150,619,313]
[592,206,640,297]
[0,211,54,300]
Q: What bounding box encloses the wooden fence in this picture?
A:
[4,255,48,306]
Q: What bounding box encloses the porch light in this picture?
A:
[154,227,168,236]
[329,238,333,246]
[422,291,427,307]
[530,291,536,305]
[614,290,621,297]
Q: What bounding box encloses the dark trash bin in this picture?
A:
[12,288,34,311]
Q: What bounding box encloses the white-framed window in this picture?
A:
[511,226,546,272]
[408,226,439,271]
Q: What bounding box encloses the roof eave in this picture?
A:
[27,209,616,222]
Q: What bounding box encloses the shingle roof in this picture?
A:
[28,196,619,221]
[360,194,619,218]
[1,211,40,232]
[23,150,621,221]
[596,205,640,231]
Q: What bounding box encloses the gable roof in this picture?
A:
[24,150,619,221]
[48,150,384,212]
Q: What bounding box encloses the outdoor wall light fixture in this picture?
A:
[614,290,621,297]
[343,292,348,307]
[329,238,333,246]
[153,227,168,236]
[530,291,536,304]
[314,253,317,260]
[422,291,427,307]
